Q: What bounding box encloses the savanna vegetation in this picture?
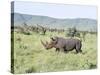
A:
[11,25,97,74]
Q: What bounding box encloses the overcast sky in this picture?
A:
[13,1,97,19]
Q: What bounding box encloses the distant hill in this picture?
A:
[11,13,97,31]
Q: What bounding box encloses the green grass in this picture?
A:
[12,31,97,74]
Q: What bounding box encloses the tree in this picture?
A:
[66,26,80,38]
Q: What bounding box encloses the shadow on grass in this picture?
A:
[25,67,36,73]
[89,64,97,69]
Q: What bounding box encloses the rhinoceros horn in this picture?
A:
[41,40,48,48]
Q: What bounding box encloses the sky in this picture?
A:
[13,1,97,19]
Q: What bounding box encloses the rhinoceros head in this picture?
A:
[41,37,58,50]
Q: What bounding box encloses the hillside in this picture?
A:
[11,13,97,31]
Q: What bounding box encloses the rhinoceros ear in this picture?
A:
[50,37,55,41]
[50,36,58,41]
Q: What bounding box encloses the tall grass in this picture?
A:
[13,31,97,74]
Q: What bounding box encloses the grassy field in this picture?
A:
[12,31,97,74]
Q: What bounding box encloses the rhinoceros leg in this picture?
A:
[64,49,68,53]
[75,41,82,53]
[56,48,60,52]
[75,46,82,53]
